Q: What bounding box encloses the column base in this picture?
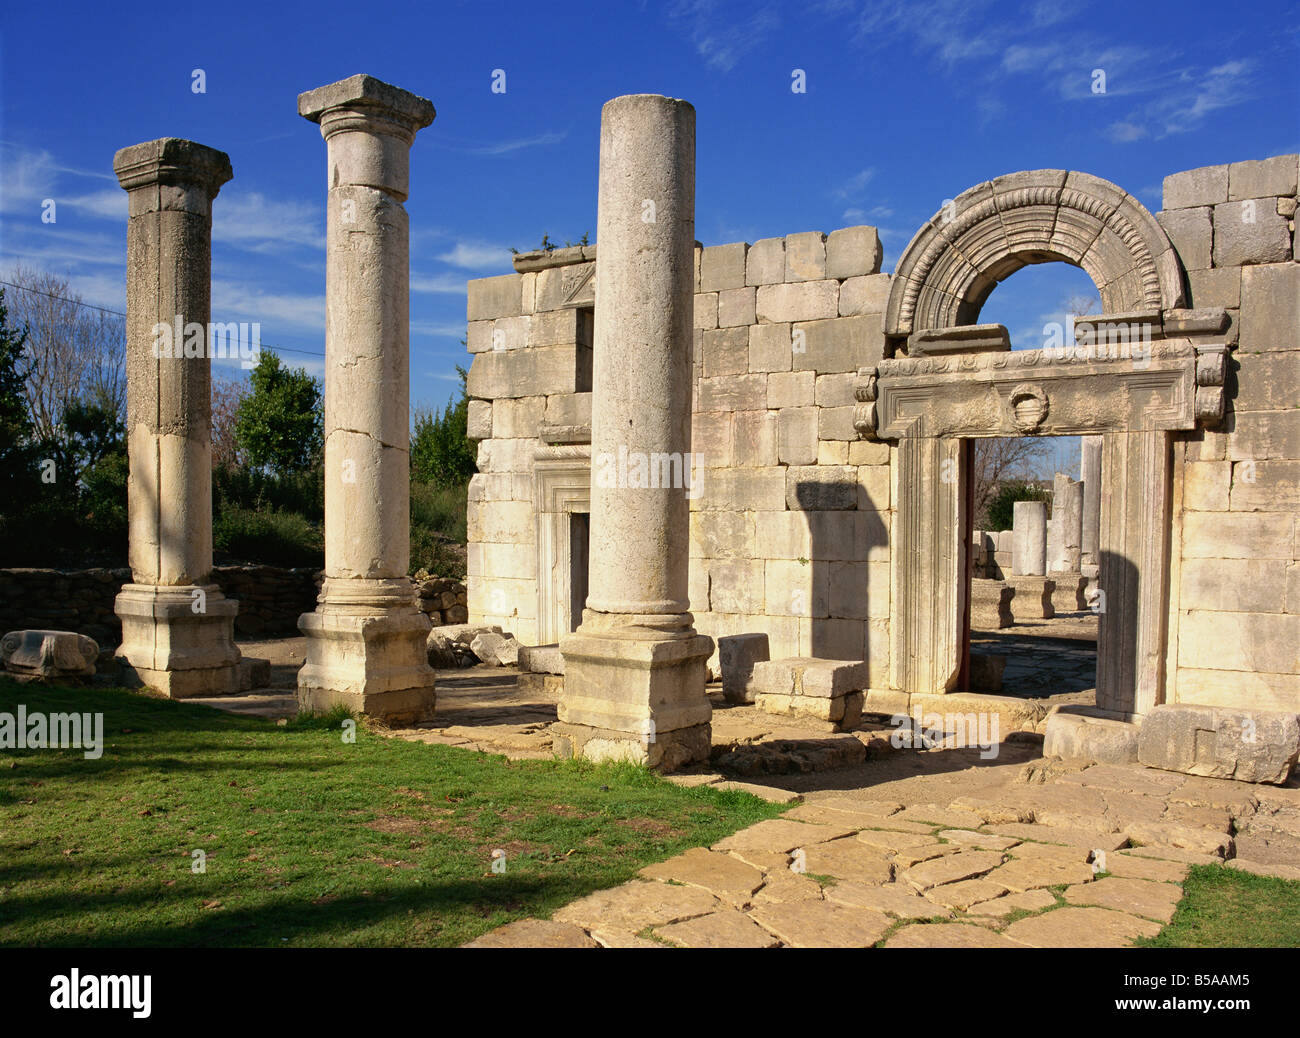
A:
[114,583,241,698]
[297,578,436,725]
[558,615,713,771]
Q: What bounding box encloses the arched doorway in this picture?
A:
[856,169,1227,720]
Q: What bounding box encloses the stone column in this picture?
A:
[1048,473,1083,573]
[557,94,713,770]
[113,138,241,698]
[1080,435,1102,567]
[296,75,437,724]
[1011,500,1047,576]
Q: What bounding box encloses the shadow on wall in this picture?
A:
[794,478,887,663]
[1096,548,1142,717]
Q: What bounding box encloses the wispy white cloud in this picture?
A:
[437,241,512,270]
[430,131,567,156]
[412,272,471,295]
[213,191,325,251]
[833,167,876,200]
[211,280,326,333]
[665,0,781,72]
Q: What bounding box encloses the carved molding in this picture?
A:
[534,446,591,644]
[885,169,1185,338]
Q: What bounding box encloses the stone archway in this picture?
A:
[884,169,1185,349]
[859,170,1224,720]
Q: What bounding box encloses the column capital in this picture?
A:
[298,74,435,144]
[113,137,232,198]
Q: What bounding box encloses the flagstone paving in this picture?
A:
[465,754,1300,948]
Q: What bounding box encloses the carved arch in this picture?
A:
[884,170,1185,343]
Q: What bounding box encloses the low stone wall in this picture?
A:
[415,576,470,626]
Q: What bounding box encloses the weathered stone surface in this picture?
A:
[717,633,769,704]
[1044,706,1139,764]
[517,643,564,674]
[464,918,598,948]
[1138,704,1300,785]
[1,630,98,679]
[639,848,764,905]
[749,900,892,948]
[1003,906,1161,947]
[712,818,855,854]
[1213,199,1292,266]
[825,881,952,919]
[900,850,1005,891]
[554,879,718,932]
[1062,876,1182,924]
[988,855,1095,891]
[966,888,1056,917]
[924,877,1010,910]
[654,908,778,948]
[988,822,1129,851]
[1101,853,1189,883]
[937,829,1020,851]
[1163,164,1229,210]
[825,226,882,280]
[894,804,986,829]
[885,923,1025,948]
[749,657,868,697]
[801,838,894,884]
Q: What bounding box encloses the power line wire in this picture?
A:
[0,278,326,358]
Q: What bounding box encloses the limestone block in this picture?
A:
[755,691,847,722]
[818,440,849,465]
[828,560,889,620]
[792,314,884,373]
[1048,573,1089,613]
[767,369,814,408]
[754,510,855,562]
[466,399,492,440]
[1188,267,1241,309]
[996,530,1014,555]
[467,345,580,400]
[1156,207,1212,271]
[749,322,794,372]
[707,559,766,614]
[784,231,827,282]
[755,280,838,324]
[818,405,857,442]
[787,466,856,510]
[691,412,733,467]
[1232,352,1300,413]
[970,580,1013,629]
[693,467,787,512]
[1177,611,1299,674]
[689,510,754,559]
[1173,669,1300,714]
[1138,703,1300,784]
[826,226,882,280]
[1181,512,1293,559]
[718,286,756,328]
[849,439,889,466]
[530,308,582,347]
[1043,706,1139,765]
[1,629,99,679]
[543,392,592,431]
[1182,460,1231,511]
[746,237,785,286]
[718,633,769,704]
[764,559,828,618]
[467,273,523,321]
[700,242,748,292]
[491,396,545,439]
[857,464,890,512]
[1179,558,1287,613]
[838,273,891,316]
[1229,459,1300,513]
[1163,164,1228,210]
[694,291,718,330]
[1226,411,1300,463]
[1228,154,1299,201]
[814,372,857,408]
[1212,199,1291,266]
[1007,576,1055,620]
[702,326,750,378]
[1011,501,1047,576]
[533,262,595,312]
[697,373,766,412]
[1240,264,1300,352]
[749,657,868,698]
[467,320,493,353]
[732,409,778,467]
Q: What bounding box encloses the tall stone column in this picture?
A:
[1011,501,1047,576]
[296,75,437,724]
[557,94,713,771]
[1048,473,1083,573]
[1080,435,1102,567]
[113,138,241,698]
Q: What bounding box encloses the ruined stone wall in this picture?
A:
[1162,154,1299,712]
[464,228,893,679]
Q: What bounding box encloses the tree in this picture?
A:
[232,351,323,475]
[0,288,36,503]
[211,376,249,469]
[411,365,476,488]
[971,437,1052,529]
[986,480,1052,532]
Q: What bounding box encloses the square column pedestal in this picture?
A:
[297,578,435,724]
[115,584,240,697]
[555,618,713,771]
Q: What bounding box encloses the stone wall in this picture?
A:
[464,227,893,681]
[1163,154,1300,712]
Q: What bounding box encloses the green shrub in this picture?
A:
[213,506,323,567]
[214,463,324,521]
[409,480,468,578]
[985,480,1051,532]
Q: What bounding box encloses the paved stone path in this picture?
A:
[466,760,1300,947]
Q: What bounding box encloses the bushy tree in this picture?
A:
[986,480,1052,532]
[411,365,476,489]
[233,352,323,475]
[0,288,36,503]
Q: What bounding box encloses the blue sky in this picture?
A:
[1,0,1296,414]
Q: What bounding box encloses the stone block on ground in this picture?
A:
[1044,705,1140,765]
[1002,906,1161,947]
[717,632,770,704]
[1,629,99,679]
[517,643,565,674]
[1138,704,1300,785]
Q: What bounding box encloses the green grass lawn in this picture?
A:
[0,678,781,948]
[1138,864,1300,948]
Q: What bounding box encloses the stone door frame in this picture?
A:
[534,445,591,644]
